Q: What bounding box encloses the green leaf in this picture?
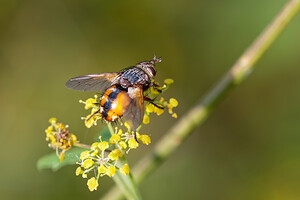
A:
[37,148,87,171]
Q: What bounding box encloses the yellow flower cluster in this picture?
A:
[142,78,178,124]
[143,97,178,124]
[45,118,78,161]
[79,95,102,128]
[110,123,152,153]
[75,136,131,191]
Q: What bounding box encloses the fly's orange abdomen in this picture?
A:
[100,85,131,121]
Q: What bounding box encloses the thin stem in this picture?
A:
[102,0,300,199]
[107,122,115,135]
[106,123,142,200]
[74,143,91,149]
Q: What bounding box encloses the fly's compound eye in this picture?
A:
[147,66,156,77]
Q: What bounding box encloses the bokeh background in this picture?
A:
[1,0,300,199]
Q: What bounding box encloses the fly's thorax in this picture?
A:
[120,67,150,87]
[119,57,161,88]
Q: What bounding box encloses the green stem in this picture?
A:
[106,123,142,200]
[107,122,115,135]
[74,143,91,149]
[102,0,300,199]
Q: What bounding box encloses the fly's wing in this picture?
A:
[123,86,144,131]
[65,73,121,91]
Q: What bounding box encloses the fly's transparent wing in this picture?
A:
[65,73,121,91]
[123,86,144,130]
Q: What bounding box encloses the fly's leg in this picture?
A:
[86,108,100,121]
[150,81,162,93]
[144,96,165,110]
[143,81,162,93]
[134,131,139,143]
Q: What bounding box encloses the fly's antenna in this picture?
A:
[151,51,162,64]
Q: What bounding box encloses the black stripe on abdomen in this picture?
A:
[101,87,121,120]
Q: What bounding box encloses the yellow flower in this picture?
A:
[84,114,96,128]
[143,115,150,124]
[87,177,99,191]
[50,139,57,146]
[146,103,155,113]
[91,142,100,150]
[98,165,107,174]
[140,135,151,145]
[91,149,99,157]
[172,113,178,118]
[119,141,127,149]
[120,164,130,176]
[82,159,94,169]
[168,106,173,114]
[108,149,123,161]
[154,107,164,115]
[106,166,117,177]
[169,98,178,107]
[45,119,79,161]
[45,126,53,134]
[82,173,87,178]
[70,134,77,143]
[117,129,123,135]
[124,122,130,130]
[75,167,83,176]
[49,117,57,124]
[55,123,65,130]
[109,134,121,144]
[80,151,90,161]
[85,98,97,110]
[46,131,55,142]
[128,139,139,149]
[135,132,141,139]
[167,98,178,115]
[98,141,109,151]
[164,78,174,85]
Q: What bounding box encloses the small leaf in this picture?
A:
[37,148,87,171]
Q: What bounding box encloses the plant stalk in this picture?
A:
[106,123,142,200]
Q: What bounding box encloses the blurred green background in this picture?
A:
[1,0,300,199]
